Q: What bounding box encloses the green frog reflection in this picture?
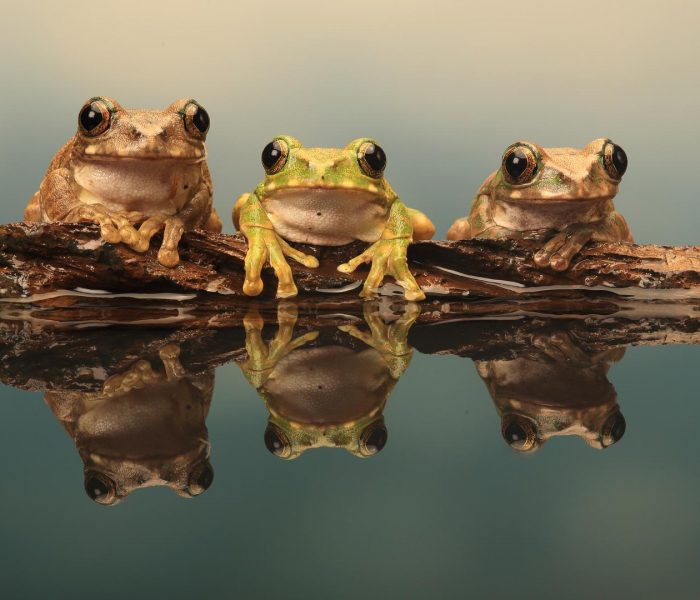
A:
[476,330,627,452]
[239,303,419,459]
[45,343,214,505]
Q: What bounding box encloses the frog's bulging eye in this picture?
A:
[600,410,626,448]
[501,415,539,452]
[84,471,117,505]
[359,421,388,456]
[603,141,628,180]
[183,101,210,139]
[78,99,111,137]
[187,462,214,496]
[502,145,538,185]
[357,142,387,178]
[264,424,292,458]
[261,139,289,174]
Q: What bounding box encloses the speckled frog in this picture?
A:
[25,96,222,267]
[447,139,632,270]
[233,136,435,300]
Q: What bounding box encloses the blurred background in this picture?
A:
[1,0,698,243]
[2,2,700,599]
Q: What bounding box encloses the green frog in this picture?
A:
[233,136,435,300]
[238,302,419,459]
[447,138,632,270]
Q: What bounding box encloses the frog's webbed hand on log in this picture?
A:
[240,304,319,389]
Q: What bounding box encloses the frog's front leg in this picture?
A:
[534,211,633,271]
[339,302,420,379]
[39,168,142,248]
[338,199,425,301]
[240,304,319,389]
[237,193,319,298]
[136,181,217,267]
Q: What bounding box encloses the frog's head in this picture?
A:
[492,138,628,203]
[263,415,388,460]
[500,405,626,453]
[254,135,397,203]
[71,96,209,162]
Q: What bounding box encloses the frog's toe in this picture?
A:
[243,278,264,296]
[157,247,180,268]
[276,282,299,299]
[130,236,151,253]
[549,254,573,271]
[404,287,426,301]
[99,223,122,244]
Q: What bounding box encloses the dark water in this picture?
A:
[1,301,699,600]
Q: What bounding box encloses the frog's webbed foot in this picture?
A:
[243,227,319,298]
[241,303,319,388]
[339,302,420,378]
[337,237,425,301]
[101,359,162,397]
[66,204,144,250]
[534,225,594,271]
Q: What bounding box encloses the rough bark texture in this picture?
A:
[2,222,700,303]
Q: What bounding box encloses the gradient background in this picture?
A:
[2,1,700,599]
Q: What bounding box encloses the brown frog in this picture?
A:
[24,96,222,267]
[476,330,626,452]
[45,344,215,505]
[447,139,632,270]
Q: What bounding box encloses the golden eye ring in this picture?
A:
[501,143,539,185]
[78,98,112,137]
[261,138,289,174]
[357,141,387,178]
[501,414,538,452]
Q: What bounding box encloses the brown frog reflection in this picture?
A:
[476,330,627,452]
[239,303,419,459]
[45,343,214,505]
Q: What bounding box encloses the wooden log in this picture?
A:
[2,222,700,302]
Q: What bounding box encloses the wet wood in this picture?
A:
[2,222,700,301]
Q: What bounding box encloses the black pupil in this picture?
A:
[604,412,627,446]
[364,424,388,454]
[80,103,104,132]
[85,475,110,501]
[611,144,628,177]
[262,141,284,170]
[504,420,528,446]
[195,464,214,490]
[362,143,386,174]
[193,106,209,133]
[264,425,287,456]
[504,149,533,181]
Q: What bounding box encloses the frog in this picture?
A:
[446,138,632,270]
[233,135,435,300]
[475,330,627,452]
[239,302,419,459]
[24,96,222,267]
[44,343,215,505]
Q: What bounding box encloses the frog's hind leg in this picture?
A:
[23,193,41,221]
[407,208,435,241]
[203,207,223,233]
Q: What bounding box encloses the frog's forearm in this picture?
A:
[176,182,213,229]
[238,192,275,231]
[381,198,413,240]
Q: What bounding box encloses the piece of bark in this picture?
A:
[2,222,700,302]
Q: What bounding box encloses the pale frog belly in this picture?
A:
[262,188,389,245]
[73,159,203,216]
[491,197,611,231]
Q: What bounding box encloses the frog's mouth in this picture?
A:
[80,145,206,162]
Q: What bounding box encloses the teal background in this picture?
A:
[2,1,700,598]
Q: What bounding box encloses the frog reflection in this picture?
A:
[476,330,626,452]
[239,303,419,459]
[45,343,214,505]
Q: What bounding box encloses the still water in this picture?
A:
[1,299,699,599]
